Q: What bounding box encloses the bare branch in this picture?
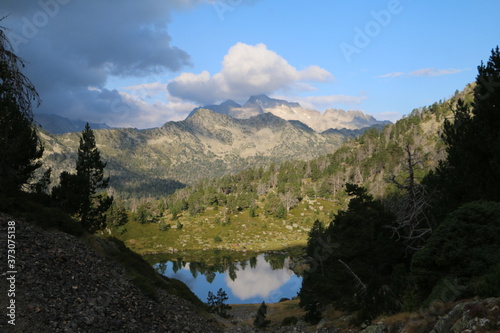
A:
[0,24,41,120]
[386,143,434,252]
[338,259,366,296]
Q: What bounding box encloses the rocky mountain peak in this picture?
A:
[191,95,391,133]
[244,94,301,109]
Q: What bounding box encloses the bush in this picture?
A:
[275,203,287,219]
[303,300,322,325]
[207,288,231,318]
[282,316,298,326]
[412,201,500,299]
[116,225,127,234]
[0,191,84,236]
[176,221,183,230]
[158,222,171,231]
[472,263,500,297]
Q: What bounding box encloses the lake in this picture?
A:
[153,253,303,304]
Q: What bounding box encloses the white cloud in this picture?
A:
[111,90,196,128]
[1,0,205,127]
[376,111,402,122]
[168,42,333,104]
[299,65,334,82]
[287,94,367,110]
[225,255,292,300]
[378,68,469,78]
[407,68,468,77]
[377,72,405,78]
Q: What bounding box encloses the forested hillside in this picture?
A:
[150,84,473,219]
[108,82,472,254]
[38,109,353,199]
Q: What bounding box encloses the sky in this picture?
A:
[2,0,499,129]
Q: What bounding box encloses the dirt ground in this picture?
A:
[215,299,308,330]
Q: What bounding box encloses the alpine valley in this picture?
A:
[38,95,390,197]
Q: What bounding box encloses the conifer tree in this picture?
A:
[253,301,270,327]
[431,46,500,213]
[0,25,43,193]
[53,123,112,233]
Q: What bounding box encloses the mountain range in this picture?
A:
[39,110,341,196]
[189,94,391,132]
[34,113,112,134]
[38,96,390,197]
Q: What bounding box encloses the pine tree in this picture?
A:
[432,46,500,213]
[77,123,109,194]
[52,123,112,233]
[253,301,270,327]
[0,25,43,193]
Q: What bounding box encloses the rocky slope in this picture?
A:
[190,94,391,132]
[0,213,221,332]
[39,109,346,196]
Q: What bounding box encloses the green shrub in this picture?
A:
[158,222,171,231]
[412,201,500,299]
[275,203,287,219]
[116,225,127,234]
[472,263,500,297]
[0,191,84,236]
[176,221,183,230]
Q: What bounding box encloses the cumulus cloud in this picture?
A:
[378,68,469,78]
[168,42,333,104]
[225,255,292,300]
[0,0,204,127]
[106,86,197,128]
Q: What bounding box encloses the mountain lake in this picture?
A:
[151,251,303,304]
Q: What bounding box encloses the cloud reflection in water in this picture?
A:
[226,254,293,300]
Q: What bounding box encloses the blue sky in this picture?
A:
[2,1,499,128]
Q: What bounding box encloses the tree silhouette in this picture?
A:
[432,46,500,212]
[207,288,231,318]
[0,24,43,193]
[253,301,270,327]
[52,123,113,233]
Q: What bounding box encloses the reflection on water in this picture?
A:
[154,253,302,304]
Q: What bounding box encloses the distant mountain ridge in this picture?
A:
[34,113,112,134]
[39,109,348,197]
[189,94,391,132]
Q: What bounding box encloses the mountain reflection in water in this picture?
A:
[154,253,302,304]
